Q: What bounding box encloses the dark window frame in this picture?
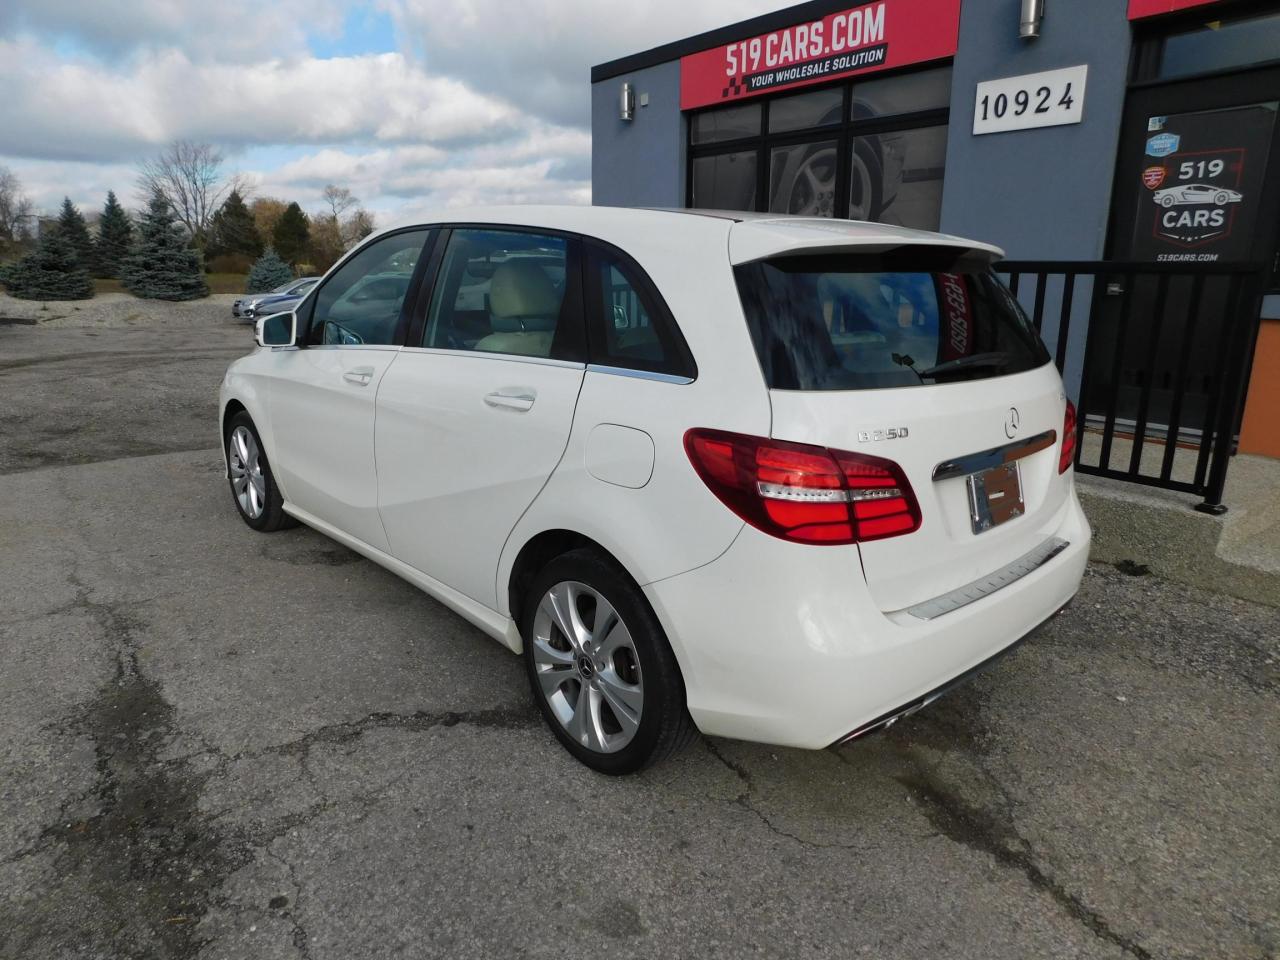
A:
[582,238,698,380]
[1130,0,1280,87]
[686,62,952,224]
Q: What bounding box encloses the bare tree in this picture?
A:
[137,141,237,244]
[322,184,357,221]
[344,208,375,246]
[316,184,375,253]
[0,166,35,242]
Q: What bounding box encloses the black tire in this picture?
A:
[521,548,697,774]
[224,411,296,532]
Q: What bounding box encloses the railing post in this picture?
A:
[1196,272,1262,515]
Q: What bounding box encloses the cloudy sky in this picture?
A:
[0,0,789,225]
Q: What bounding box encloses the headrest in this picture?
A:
[489,261,560,332]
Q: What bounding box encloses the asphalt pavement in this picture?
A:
[1,315,1277,960]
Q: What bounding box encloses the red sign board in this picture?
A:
[1128,0,1220,20]
[679,0,961,111]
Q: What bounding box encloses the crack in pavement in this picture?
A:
[230,705,540,767]
[0,570,538,960]
[898,771,1155,959]
[702,740,869,851]
[865,712,1159,960]
[0,580,235,960]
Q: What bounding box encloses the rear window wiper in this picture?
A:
[917,352,1011,379]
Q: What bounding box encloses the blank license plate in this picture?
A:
[967,462,1024,534]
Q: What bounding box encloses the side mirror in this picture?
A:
[256,311,297,348]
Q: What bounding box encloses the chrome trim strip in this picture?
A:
[932,429,1057,482]
[398,347,586,370]
[905,536,1070,621]
[586,363,694,385]
[302,344,400,352]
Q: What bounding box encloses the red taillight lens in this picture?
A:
[684,429,921,545]
[1059,400,1077,474]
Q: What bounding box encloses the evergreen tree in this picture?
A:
[56,197,96,272]
[207,189,263,260]
[272,202,310,265]
[121,193,209,301]
[245,246,295,293]
[94,191,134,278]
[2,230,94,300]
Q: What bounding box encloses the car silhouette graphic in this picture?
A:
[1153,183,1244,208]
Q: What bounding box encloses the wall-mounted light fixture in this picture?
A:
[1020,0,1045,38]
[620,82,635,121]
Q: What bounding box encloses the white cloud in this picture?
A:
[0,40,522,163]
[0,0,797,223]
[390,0,794,127]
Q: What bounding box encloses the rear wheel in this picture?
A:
[225,411,295,532]
[521,549,696,774]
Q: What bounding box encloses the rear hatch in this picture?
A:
[732,235,1072,612]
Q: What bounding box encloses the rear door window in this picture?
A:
[734,251,1050,390]
[422,228,584,361]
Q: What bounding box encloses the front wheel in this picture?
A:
[521,549,696,774]
[225,411,295,532]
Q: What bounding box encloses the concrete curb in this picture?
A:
[1077,474,1280,609]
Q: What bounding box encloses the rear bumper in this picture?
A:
[644,491,1090,749]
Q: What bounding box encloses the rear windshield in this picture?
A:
[734,252,1050,391]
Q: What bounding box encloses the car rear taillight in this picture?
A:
[1059,400,1077,474]
[684,428,921,545]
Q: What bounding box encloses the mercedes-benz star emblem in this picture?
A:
[1004,407,1021,439]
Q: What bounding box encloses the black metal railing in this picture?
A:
[996,260,1265,513]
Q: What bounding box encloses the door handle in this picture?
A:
[343,366,375,386]
[484,388,536,412]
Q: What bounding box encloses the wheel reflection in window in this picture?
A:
[769,140,838,217]
[849,126,948,230]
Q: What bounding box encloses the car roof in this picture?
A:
[374,205,1004,268]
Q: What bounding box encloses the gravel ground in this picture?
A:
[0,291,241,329]
[1,314,1277,960]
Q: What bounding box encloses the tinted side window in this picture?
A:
[423,229,581,360]
[305,230,429,346]
[586,245,696,380]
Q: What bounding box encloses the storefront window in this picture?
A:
[691,151,757,210]
[769,140,839,216]
[851,126,948,230]
[1155,10,1280,81]
[690,103,761,144]
[687,65,951,223]
[850,67,952,120]
[769,87,844,133]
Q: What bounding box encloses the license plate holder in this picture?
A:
[967,462,1024,534]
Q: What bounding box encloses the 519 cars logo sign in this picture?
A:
[1149,149,1245,247]
[679,0,961,110]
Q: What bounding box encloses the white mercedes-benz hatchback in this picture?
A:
[220,206,1090,774]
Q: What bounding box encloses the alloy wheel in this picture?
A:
[530,580,644,754]
[228,425,267,520]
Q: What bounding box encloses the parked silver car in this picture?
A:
[233,278,319,322]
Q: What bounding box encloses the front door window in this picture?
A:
[304,230,429,346]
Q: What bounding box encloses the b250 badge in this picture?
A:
[858,427,909,442]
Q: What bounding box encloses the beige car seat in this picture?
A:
[473,261,559,357]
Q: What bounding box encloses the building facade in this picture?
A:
[591,0,1280,466]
